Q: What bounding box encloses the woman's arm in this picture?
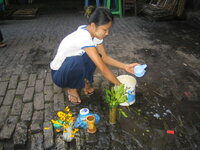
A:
[84,47,121,86]
[96,44,139,74]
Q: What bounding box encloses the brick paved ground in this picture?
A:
[0,0,200,149]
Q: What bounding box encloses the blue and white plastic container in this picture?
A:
[74,108,100,129]
[134,64,147,77]
[117,75,137,106]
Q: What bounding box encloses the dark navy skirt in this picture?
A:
[51,53,96,89]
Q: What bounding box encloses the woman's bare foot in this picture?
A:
[66,88,81,104]
[82,80,94,95]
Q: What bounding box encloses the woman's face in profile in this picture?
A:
[95,21,112,39]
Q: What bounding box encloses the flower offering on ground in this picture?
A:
[50,106,79,137]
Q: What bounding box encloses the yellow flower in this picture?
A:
[51,120,63,126]
[44,127,50,130]
[64,106,70,112]
[56,129,61,132]
[74,128,79,132]
[72,128,79,134]
[59,117,65,122]
[63,130,68,133]
[70,135,75,137]
[57,112,67,118]
[63,124,69,129]
[51,120,56,124]
[68,113,72,117]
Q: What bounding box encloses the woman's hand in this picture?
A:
[124,63,140,74]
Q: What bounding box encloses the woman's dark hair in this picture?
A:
[85,7,114,26]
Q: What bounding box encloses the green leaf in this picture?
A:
[118,108,128,119]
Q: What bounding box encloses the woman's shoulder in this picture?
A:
[77,25,88,30]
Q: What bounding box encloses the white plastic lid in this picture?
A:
[80,108,89,115]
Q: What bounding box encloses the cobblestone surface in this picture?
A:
[0,0,200,149]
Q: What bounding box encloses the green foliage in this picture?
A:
[105,84,127,108]
[118,108,128,120]
[118,108,128,118]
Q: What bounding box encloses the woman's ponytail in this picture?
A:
[85,7,114,26]
[85,5,96,19]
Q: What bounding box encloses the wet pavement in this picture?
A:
[0,0,200,149]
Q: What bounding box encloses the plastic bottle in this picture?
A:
[134,64,147,77]
[74,108,100,129]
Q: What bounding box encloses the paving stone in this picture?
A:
[44,103,54,122]
[30,132,43,150]
[13,121,28,146]
[13,65,23,75]
[53,84,63,93]
[100,80,110,90]
[43,121,54,149]
[111,140,126,150]
[8,75,19,89]
[20,72,29,81]
[2,141,14,150]
[19,52,27,64]
[34,93,44,110]
[23,87,34,102]
[44,85,54,102]
[75,131,83,150]
[30,123,41,134]
[10,53,22,67]
[93,75,102,90]
[0,73,11,81]
[151,129,174,150]
[122,134,138,150]
[21,102,33,122]
[0,142,3,150]
[186,85,199,101]
[0,66,3,76]
[45,72,53,86]
[35,79,44,93]
[0,97,3,106]
[85,132,98,144]
[0,116,19,140]
[16,81,27,95]
[98,120,108,133]
[85,144,97,150]
[55,134,67,150]
[10,96,23,116]
[28,74,37,87]
[2,89,15,106]
[38,69,47,79]
[30,110,44,133]
[0,105,10,129]
[53,93,65,112]
[95,133,110,149]
[0,81,8,96]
